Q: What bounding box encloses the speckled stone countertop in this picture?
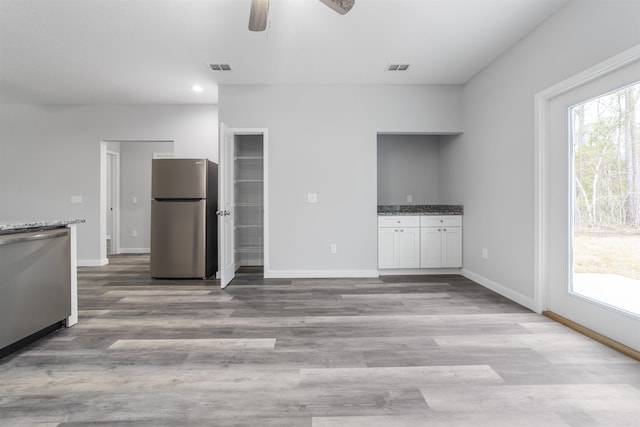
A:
[378,205,463,216]
[0,219,85,235]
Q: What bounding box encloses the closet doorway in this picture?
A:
[234,133,267,273]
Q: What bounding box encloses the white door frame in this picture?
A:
[107,150,121,255]
[534,44,640,314]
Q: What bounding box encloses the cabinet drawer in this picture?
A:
[378,216,419,228]
[420,215,462,227]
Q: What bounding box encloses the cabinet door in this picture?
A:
[397,227,420,268]
[442,227,462,268]
[420,227,442,268]
[378,227,397,268]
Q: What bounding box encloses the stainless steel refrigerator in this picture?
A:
[150,159,218,279]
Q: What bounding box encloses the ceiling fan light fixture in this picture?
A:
[318,0,355,15]
[249,0,269,32]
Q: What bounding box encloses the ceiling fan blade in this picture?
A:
[318,0,355,15]
[249,0,269,32]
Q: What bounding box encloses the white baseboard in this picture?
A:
[461,268,535,311]
[78,258,109,267]
[118,248,150,254]
[378,268,462,276]
[265,270,380,279]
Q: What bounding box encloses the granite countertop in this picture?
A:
[0,219,85,235]
[378,205,463,216]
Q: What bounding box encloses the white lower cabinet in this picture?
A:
[419,227,442,268]
[378,215,462,270]
[378,216,420,268]
[420,226,462,268]
[419,215,462,268]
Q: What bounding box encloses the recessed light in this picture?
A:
[192,85,203,92]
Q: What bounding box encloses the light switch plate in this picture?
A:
[307,193,317,203]
[132,197,138,204]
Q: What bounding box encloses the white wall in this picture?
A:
[377,134,440,205]
[119,141,173,252]
[219,84,463,276]
[438,0,640,308]
[0,104,218,264]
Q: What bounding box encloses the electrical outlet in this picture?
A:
[407,194,413,203]
[70,196,82,205]
[131,230,137,238]
[132,196,138,204]
[482,248,488,259]
[307,193,318,203]
[330,244,337,254]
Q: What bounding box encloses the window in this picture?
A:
[571,82,640,316]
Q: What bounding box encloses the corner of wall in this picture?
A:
[461,268,536,312]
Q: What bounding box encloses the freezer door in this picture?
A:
[152,159,208,199]
[151,200,207,278]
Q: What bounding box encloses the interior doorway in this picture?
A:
[218,125,269,287]
[100,140,174,264]
[234,134,265,269]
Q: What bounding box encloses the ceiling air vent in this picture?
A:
[387,64,410,71]
[209,63,232,71]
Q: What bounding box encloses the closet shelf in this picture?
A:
[235,156,263,160]
[235,224,263,229]
[235,179,263,183]
[236,202,263,207]
[235,246,264,253]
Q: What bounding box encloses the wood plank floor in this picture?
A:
[1,254,639,426]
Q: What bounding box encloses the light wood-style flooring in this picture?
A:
[1,254,639,426]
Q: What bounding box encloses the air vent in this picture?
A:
[387,64,410,71]
[209,63,232,71]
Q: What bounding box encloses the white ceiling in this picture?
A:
[0,0,568,104]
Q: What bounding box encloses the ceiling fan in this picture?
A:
[249,0,356,32]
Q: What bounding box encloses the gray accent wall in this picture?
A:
[219,84,463,275]
[437,0,640,306]
[377,134,440,205]
[0,104,218,264]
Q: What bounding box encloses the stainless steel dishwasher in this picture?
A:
[0,228,71,351]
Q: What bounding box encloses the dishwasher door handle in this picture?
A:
[0,230,69,246]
